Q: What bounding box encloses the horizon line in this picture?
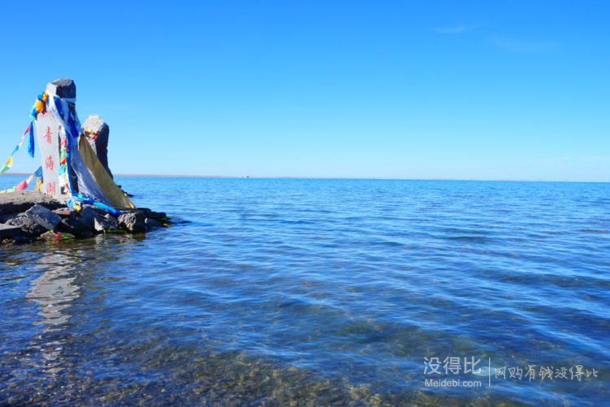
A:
[1,173,608,183]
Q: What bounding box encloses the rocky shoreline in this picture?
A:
[0,192,169,244]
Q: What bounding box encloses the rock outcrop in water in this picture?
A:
[0,191,169,244]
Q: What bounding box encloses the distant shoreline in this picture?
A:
[1,173,608,183]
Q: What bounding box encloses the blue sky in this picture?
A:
[0,1,608,181]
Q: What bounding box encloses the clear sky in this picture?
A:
[0,1,608,181]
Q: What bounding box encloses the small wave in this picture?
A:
[445,236,492,244]
[580,229,608,234]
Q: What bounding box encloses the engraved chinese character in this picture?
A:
[464,357,481,374]
[443,357,462,375]
[424,357,442,375]
[45,155,54,171]
[525,365,536,381]
[495,366,506,379]
[44,126,52,143]
[586,368,598,378]
[555,367,568,379]
[539,366,554,381]
[46,182,55,194]
[570,365,584,381]
[509,367,523,380]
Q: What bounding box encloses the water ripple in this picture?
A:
[1,179,608,405]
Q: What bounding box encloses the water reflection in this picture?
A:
[28,257,80,330]
[21,235,141,383]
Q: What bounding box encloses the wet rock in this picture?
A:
[75,206,100,229]
[0,192,168,244]
[0,212,20,224]
[118,211,146,233]
[2,235,33,245]
[94,215,119,232]
[145,218,163,229]
[25,204,61,231]
[58,217,94,238]
[7,214,47,238]
[105,214,120,229]
[141,208,167,220]
[0,223,22,240]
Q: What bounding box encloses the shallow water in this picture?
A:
[1,178,608,405]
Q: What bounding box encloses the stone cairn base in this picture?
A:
[0,192,169,244]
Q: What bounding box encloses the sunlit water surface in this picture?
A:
[1,178,608,405]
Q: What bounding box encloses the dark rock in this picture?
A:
[25,205,61,231]
[75,206,100,229]
[0,223,22,240]
[145,218,163,229]
[48,78,76,99]
[118,212,146,233]
[0,212,20,224]
[140,208,167,220]
[58,217,93,238]
[14,236,33,244]
[151,211,167,220]
[81,204,109,216]
[94,215,119,232]
[0,192,67,215]
[7,214,46,238]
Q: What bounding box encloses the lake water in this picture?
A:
[0,178,608,405]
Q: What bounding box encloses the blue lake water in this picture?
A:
[1,177,608,405]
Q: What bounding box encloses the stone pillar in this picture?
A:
[82,115,113,179]
[35,79,77,197]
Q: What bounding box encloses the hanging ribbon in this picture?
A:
[0,92,48,175]
[28,122,35,158]
[46,93,122,216]
[0,125,32,174]
[0,87,122,216]
[0,166,41,194]
[27,92,48,158]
